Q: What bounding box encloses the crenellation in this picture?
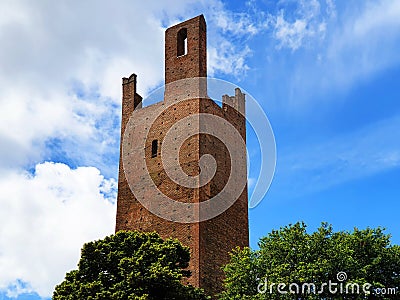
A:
[222,87,245,116]
[115,14,248,298]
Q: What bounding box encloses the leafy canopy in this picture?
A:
[53,230,209,300]
[220,222,400,300]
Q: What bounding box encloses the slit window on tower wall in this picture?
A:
[151,140,158,158]
[177,28,187,56]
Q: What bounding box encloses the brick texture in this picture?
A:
[115,15,249,298]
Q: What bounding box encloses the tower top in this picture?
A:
[117,14,249,297]
[164,15,207,84]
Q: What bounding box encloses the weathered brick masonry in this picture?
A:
[115,15,249,297]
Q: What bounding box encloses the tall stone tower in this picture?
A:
[115,15,249,297]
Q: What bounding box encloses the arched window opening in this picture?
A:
[151,140,158,158]
[177,28,187,56]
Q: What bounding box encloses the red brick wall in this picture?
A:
[115,15,248,298]
[198,98,249,294]
[116,99,203,288]
[165,15,206,84]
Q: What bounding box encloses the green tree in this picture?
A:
[53,230,209,300]
[220,222,400,300]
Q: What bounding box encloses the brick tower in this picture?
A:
[115,15,249,297]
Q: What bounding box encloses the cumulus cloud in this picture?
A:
[0,0,262,298]
[0,162,116,297]
[0,0,259,174]
[0,0,165,176]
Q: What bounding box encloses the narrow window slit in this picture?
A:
[151,140,158,158]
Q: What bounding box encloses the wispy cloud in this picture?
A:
[323,0,400,88]
[205,1,264,77]
[276,114,400,197]
[208,43,251,77]
[271,0,332,51]
[260,0,400,107]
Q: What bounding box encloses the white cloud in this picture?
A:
[262,0,400,108]
[0,0,259,174]
[324,0,400,87]
[201,0,265,77]
[325,0,336,19]
[270,0,329,51]
[0,0,166,176]
[0,0,261,298]
[352,0,400,37]
[208,43,251,77]
[213,7,259,36]
[0,162,116,297]
[274,12,308,50]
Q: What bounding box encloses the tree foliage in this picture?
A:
[220,222,400,299]
[53,230,209,300]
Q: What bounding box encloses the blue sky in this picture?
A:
[0,0,399,299]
